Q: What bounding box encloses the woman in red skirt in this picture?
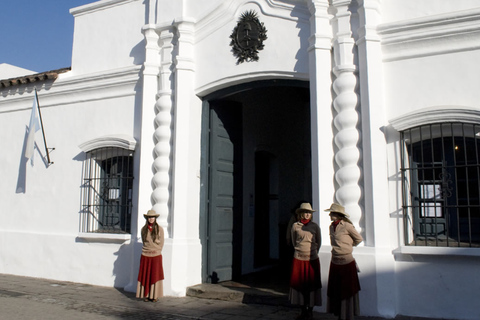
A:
[325,203,363,320]
[289,203,322,320]
[136,210,165,302]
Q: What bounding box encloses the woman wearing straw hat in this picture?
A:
[289,202,322,320]
[324,203,363,320]
[136,210,165,302]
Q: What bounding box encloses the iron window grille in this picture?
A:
[80,147,134,234]
[400,123,480,247]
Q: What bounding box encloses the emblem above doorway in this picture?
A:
[229,10,267,64]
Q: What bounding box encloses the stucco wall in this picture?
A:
[381,0,480,23]
[70,0,145,75]
[380,3,480,319]
[384,50,480,121]
[194,0,310,95]
[0,65,140,287]
[394,251,480,320]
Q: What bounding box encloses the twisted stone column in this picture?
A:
[331,0,363,231]
[151,27,175,237]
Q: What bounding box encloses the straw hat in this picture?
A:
[295,202,315,215]
[324,203,350,218]
[143,210,159,218]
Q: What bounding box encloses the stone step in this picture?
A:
[186,281,290,306]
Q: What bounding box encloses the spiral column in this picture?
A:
[331,0,363,231]
[151,26,175,237]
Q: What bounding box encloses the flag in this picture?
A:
[24,92,41,159]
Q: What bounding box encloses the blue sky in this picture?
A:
[1,1,96,73]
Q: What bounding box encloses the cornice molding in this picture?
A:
[0,66,141,113]
[378,8,480,61]
[70,0,139,16]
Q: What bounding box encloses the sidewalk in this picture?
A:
[0,273,440,320]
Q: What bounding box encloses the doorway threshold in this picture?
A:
[187,267,290,306]
[186,281,289,306]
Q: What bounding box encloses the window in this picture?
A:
[80,147,134,234]
[401,123,480,247]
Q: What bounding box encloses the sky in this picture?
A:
[1,0,97,74]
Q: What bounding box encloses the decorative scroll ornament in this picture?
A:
[229,10,267,64]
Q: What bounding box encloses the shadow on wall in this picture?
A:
[350,249,480,320]
[16,127,51,194]
[290,2,310,74]
[113,240,143,289]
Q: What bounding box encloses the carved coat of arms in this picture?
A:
[230,10,268,64]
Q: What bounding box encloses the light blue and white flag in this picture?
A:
[24,92,41,160]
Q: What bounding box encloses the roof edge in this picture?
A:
[0,67,71,88]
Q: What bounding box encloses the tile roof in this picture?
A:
[0,67,70,88]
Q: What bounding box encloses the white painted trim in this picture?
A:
[0,66,141,113]
[70,0,139,16]
[195,71,309,97]
[378,7,480,61]
[393,246,480,257]
[79,135,137,152]
[389,106,480,131]
[77,232,131,243]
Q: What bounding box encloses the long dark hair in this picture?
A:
[338,214,354,225]
[141,219,160,243]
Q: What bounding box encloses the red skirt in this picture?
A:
[137,254,164,297]
[290,258,322,292]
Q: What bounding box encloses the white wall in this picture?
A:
[380,3,480,319]
[381,0,480,23]
[0,65,140,287]
[394,250,480,320]
[70,0,145,75]
[194,0,310,96]
[384,51,480,121]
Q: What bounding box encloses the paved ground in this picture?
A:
[0,273,450,320]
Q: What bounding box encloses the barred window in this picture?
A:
[80,147,134,234]
[401,123,480,247]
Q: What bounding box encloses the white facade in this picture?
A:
[1,0,480,319]
[0,63,37,78]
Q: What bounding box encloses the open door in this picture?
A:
[200,80,310,284]
[205,102,242,283]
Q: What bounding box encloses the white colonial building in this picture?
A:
[1,0,480,319]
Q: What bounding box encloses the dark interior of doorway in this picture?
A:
[202,80,311,295]
[254,150,274,268]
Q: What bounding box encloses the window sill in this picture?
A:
[393,246,480,257]
[77,232,131,243]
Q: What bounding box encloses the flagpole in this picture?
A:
[34,89,53,165]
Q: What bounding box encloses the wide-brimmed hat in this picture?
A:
[144,210,159,218]
[324,203,349,218]
[295,202,316,215]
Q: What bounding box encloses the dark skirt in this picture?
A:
[327,260,360,318]
[136,254,164,299]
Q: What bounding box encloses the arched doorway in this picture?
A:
[200,80,312,285]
